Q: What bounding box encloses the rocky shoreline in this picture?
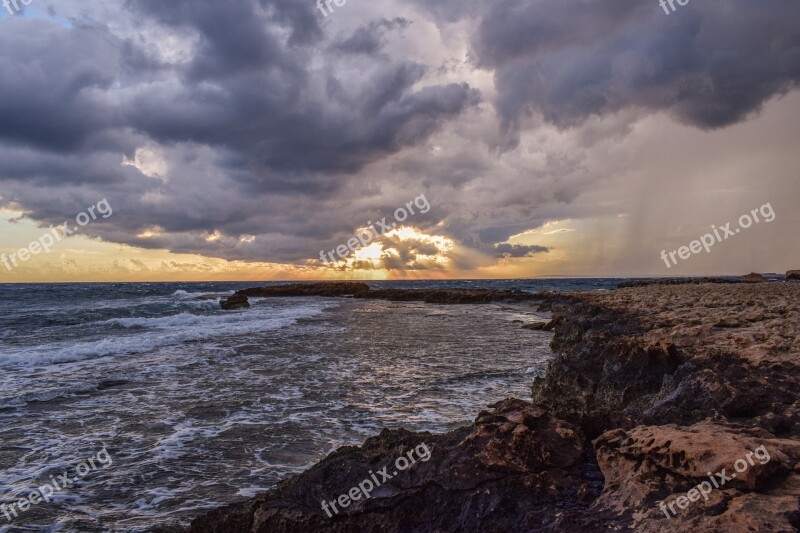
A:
[235,281,540,305]
[165,281,799,532]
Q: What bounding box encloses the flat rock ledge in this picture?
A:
[235,282,539,304]
[741,272,768,283]
[157,282,800,532]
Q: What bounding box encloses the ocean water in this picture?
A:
[0,280,619,531]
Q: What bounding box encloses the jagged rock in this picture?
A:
[181,399,599,532]
[220,294,250,310]
[593,421,800,531]
[740,272,767,283]
[544,316,563,330]
[533,284,800,436]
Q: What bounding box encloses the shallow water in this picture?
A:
[0,281,611,531]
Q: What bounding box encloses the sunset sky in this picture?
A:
[1,0,798,282]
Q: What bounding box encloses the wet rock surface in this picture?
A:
[165,283,800,532]
[178,399,600,533]
[220,294,250,310]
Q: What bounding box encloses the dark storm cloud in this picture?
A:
[121,1,478,175]
[469,0,800,134]
[0,21,122,153]
[332,18,411,56]
[494,243,549,259]
[0,0,480,263]
[128,0,317,79]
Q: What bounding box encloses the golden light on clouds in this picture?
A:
[0,209,632,283]
[318,226,459,278]
[352,242,384,264]
[498,216,632,277]
[0,210,313,283]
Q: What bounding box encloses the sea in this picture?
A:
[0,279,621,532]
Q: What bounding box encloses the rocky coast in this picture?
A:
[170,280,800,532]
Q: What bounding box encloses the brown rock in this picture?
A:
[544,316,563,330]
[593,421,800,531]
[220,294,250,310]
[786,270,800,281]
[740,272,767,283]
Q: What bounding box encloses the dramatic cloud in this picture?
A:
[469,0,800,135]
[0,0,798,277]
[0,0,480,263]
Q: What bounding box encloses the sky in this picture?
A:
[0,0,798,282]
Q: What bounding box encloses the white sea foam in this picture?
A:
[0,290,553,531]
[171,290,223,299]
[0,303,329,369]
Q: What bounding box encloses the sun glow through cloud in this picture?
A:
[322,226,457,275]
